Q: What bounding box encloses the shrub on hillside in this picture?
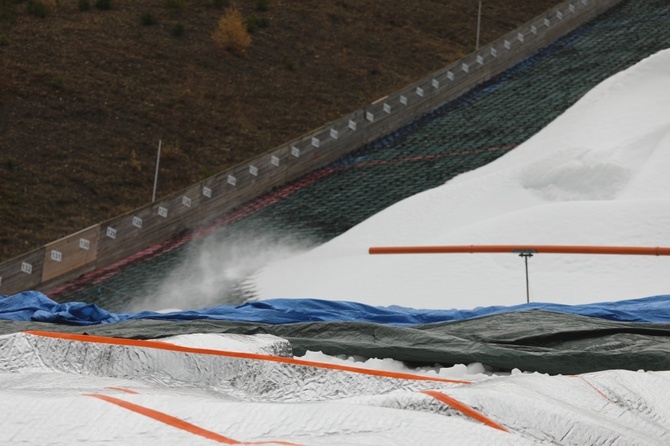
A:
[256,0,268,12]
[245,12,269,33]
[141,12,157,25]
[28,0,48,18]
[165,0,186,12]
[172,23,185,36]
[211,0,229,9]
[0,0,17,23]
[95,0,111,10]
[282,55,295,71]
[49,76,64,89]
[78,0,90,11]
[212,7,251,53]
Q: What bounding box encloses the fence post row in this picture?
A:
[0,0,624,296]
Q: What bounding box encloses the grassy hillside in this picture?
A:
[0,0,562,262]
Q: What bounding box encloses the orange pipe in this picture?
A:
[369,245,670,256]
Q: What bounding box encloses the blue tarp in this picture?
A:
[0,291,122,325]
[2,290,670,326]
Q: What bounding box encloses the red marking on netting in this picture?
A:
[353,145,516,168]
[48,144,517,298]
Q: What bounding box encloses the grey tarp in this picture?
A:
[4,309,670,374]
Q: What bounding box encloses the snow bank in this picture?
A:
[253,49,670,309]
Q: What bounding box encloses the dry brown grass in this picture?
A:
[212,7,251,53]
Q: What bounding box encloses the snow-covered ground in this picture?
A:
[254,48,670,309]
[2,50,670,445]
[3,330,670,445]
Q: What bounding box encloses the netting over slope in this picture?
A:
[54,0,670,312]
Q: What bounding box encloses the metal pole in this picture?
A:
[152,140,162,203]
[476,1,482,50]
[523,254,530,303]
[514,250,534,304]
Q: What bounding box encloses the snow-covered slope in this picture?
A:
[253,49,670,309]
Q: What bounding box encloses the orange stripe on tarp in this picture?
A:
[22,330,470,385]
[85,393,301,445]
[573,375,612,402]
[85,393,238,444]
[421,390,509,432]
[105,386,140,394]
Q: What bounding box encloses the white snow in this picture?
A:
[3,331,670,445]
[253,49,670,309]
[3,50,670,445]
[159,332,292,357]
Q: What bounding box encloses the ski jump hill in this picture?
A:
[4,0,667,309]
[2,1,670,443]
[67,0,670,312]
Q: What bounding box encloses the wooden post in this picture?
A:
[476,1,482,50]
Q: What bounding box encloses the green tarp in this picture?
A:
[5,309,670,375]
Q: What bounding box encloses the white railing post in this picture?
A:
[152,140,162,203]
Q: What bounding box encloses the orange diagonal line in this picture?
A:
[105,387,140,394]
[572,375,612,402]
[85,393,302,445]
[86,393,238,444]
[422,390,509,432]
[24,330,470,385]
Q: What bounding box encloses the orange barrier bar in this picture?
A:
[369,245,670,256]
[421,390,509,432]
[24,330,470,385]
